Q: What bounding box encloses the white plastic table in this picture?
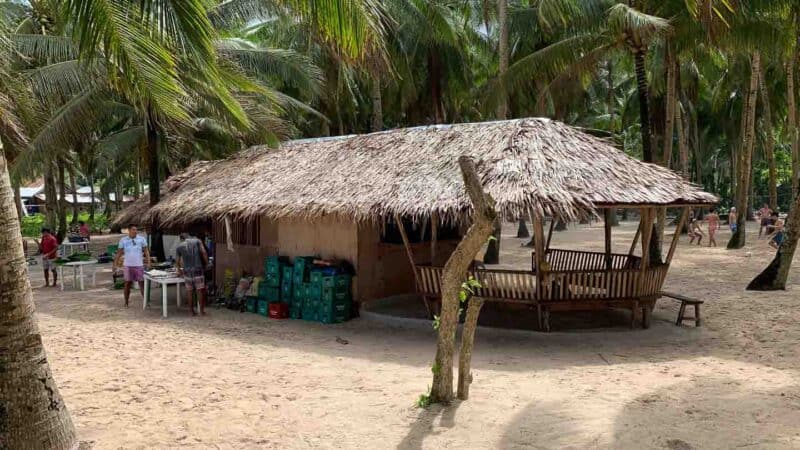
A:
[60,241,90,256]
[59,260,98,291]
[144,274,184,318]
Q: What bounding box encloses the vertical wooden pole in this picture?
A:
[431,211,438,266]
[532,213,546,299]
[545,216,555,251]
[395,214,421,290]
[640,208,654,271]
[603,208,613,270]
[628,212,642,256]
[665,207,689,265]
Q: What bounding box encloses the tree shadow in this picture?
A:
[397,401,461,450]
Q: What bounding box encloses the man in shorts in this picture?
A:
[114,224,150,307]
[176,232,208,315]
[39,228,59,287]
[758,203,773,238]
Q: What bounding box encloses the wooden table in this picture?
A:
[144,274,184,318]
[59,260,99,291]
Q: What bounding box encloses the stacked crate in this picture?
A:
[262,256,285,303]
[320,274,352,323]
[291,257,315,319]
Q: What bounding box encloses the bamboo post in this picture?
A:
[545,216,555,251]
[431,211,438,266]
[665,207,689,265]
[628,215,642,257]
[395,214,421,290]
[604,209,613,270]
[532,213,546,298]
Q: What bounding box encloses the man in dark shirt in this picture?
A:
[176,233,208,315]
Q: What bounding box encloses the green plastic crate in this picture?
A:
[261,287,281,303]
[310,271,323,284]
[289,304,302,319]
[257,299,269,316]
[264,272,281,288]
[282,265,294,280]
[334,274,352,290]
[245,297,258,313]
[281,283,292,300]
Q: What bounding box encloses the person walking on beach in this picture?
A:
[728,207,737,233]
[706,208,720,247]
[175,232,209,316]
[114,224,150,307]
[758,203,772,238]
[39,228,59,287]
[688,210,704,245]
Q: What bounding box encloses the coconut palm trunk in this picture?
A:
[728,51,761,249]
[634,49,654,163]
[43,161,57,229]
[146,113,165,261]
[370,73,383,132]
[56,161,67,241]
[69,165,79,224]
[758,67,778,210]
[747,194,800,290]
[676,102,689,177]
[0,139,78,450]
[787,53,799,198]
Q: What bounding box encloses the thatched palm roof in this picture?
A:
[113,118,716,227]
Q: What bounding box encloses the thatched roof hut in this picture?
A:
[113,118,716,228]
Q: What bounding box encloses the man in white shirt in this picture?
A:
[114,225,151,307]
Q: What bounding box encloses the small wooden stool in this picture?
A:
[661,291,703,327]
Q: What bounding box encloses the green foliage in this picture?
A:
[416,391,432,408]
[20,213,108,237]
[432,314,440,330]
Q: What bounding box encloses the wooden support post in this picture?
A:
[532,213,546,303]
[545,216,555,251]
[635,208,655,328]
[603,209,613,270]
[395,214,421,290]
[665,207,689,265]
[628,220,642,257]
[431,211,438,266]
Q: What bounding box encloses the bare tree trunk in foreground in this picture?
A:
[429,156,496,404]
[748,192,800,290]
[0,140,78,450]
[729,52,761,249]
[457,297,485,400]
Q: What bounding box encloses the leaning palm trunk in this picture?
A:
[728,52,761,249]
[747,193,800,290]
[758,66,778,210]
[0,139,78,449]
[790,48,799,197]
[430,156,496,404]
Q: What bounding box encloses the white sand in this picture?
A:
[30,223,800,449]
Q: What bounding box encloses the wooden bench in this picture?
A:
[661,291,703,327]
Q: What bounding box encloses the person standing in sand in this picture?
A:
[114,224,151,307]
[176,232,209,316]
[728,207,737,233]
[758,203,772,238]
[688,210,704,245]
[706,208,720,247]
[39,227,59,287]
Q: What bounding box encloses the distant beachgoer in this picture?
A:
[39,228,59,287]
[758,204,773,238]
[768,218,786,249]
[114,225,150,307]
[688,211,703,245]
[706,208,720,247]
[728,207,737,233]
[176,232,209,316]
[78,221,90,241]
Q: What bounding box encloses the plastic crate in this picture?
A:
[310,271,323,284]
[261,287,281,303]
[282,265,294,280]
[264,272,281,288]
[334,274,352,290]
[257,299,269,316]
[289,304,302,319]
[245,297,258,313]
[281,284,293,301]
[268,302,289,319]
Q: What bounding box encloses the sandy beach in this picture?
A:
[30,221,800,449]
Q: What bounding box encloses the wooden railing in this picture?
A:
[415,263,668,304]
[532,248,641,272]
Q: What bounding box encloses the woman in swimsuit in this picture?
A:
[706,208,720,247]
[688,210,704,245]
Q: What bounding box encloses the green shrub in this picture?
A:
[20,213,110,237]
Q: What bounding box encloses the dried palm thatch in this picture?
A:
[113,118,717,228]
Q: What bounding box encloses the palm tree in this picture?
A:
[0,11,78,447]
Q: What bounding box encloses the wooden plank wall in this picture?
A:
[214,216,278,282]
